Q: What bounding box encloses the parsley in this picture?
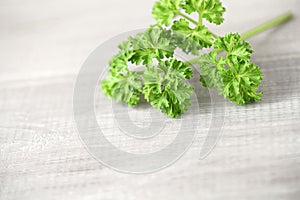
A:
[101,0,293,118]
[142,59,193,118]
[198,33,263,105]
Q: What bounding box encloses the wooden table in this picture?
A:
[1,0,300,199]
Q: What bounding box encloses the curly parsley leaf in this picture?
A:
[152,0,183,26]
[129,26,176,65]
[183,0,226,25]
[108,53,131,76]
[101,71,143,106]
[218,61,263,105]
[198,33,263,105]
[100,0,277,117]
[172,19,214,55]
[166,59,193,79]
[198,51,225,88]
[214,33,253,62]
[143,60,194,118]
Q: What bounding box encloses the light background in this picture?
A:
[1,0,300,199]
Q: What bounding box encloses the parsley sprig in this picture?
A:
[101,0,293,118]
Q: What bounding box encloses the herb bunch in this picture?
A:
[101,0,292,118]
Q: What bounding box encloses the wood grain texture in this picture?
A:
[1,0,300,199]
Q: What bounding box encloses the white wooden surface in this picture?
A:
[1,0,300,199]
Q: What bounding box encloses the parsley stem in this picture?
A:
[211,32,218,38]
[241,12,293,40]
[177,11,198,25]
[185,12,293,66]
[198,12,203,26]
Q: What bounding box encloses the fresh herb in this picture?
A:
[101,0,293,118]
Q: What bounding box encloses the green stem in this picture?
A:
[226,58,236,73]
[241,12,293,40]
[177,11,198,25]
[178,10,219,38]
[198,12,203,26]
[134,12,293,72]
[186,12,293,65]
[211,32,218,38]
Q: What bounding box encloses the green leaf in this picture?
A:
[152,0,183,26]
[172,19,214,55]
[101,71,143,106]
[214,33,253,62]
[198,51,225,88]
[108,53,131,76]
[129,26,176,65]
[183,0,226,25]
[101,0,267,117]
[164,59,193,79]
[142,60,194,118]
[198,35,263,105]
[218,60,263,105]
